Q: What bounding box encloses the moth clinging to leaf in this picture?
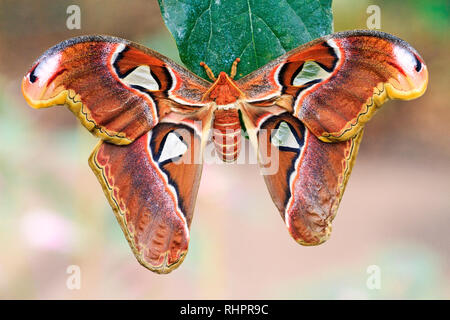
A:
[22,30,428,273]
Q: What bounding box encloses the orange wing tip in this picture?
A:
[287,215,333,246]
[134,226,190,274]
[318,69,429,143]
[21,75,66,109]
[22,79,133,145]
[22,65,133,145]
[136,249,188,274]
[385,69,429,101]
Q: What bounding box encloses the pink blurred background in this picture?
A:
[0,0,448,299]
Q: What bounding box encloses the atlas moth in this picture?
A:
[22,30,428,273]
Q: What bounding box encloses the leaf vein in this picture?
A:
[185,3,211,44]
[246,0,258,66]
[252,13,286,51]
[204,0,213,61]
[284,0,313,39]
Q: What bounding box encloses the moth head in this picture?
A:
[22,51,67,109]
[216,71,229,84]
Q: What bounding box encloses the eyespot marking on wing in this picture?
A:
[393,45,420,75]
[271,121,301,150]
[30,53,62,87]
[122,65,160,91]
[157,132,188,163]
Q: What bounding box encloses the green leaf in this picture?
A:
[159,0,333,80]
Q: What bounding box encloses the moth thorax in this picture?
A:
[212,108,241,163]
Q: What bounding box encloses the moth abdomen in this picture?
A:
[212,108,241,162]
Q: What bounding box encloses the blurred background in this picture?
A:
[0,0,448,299]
